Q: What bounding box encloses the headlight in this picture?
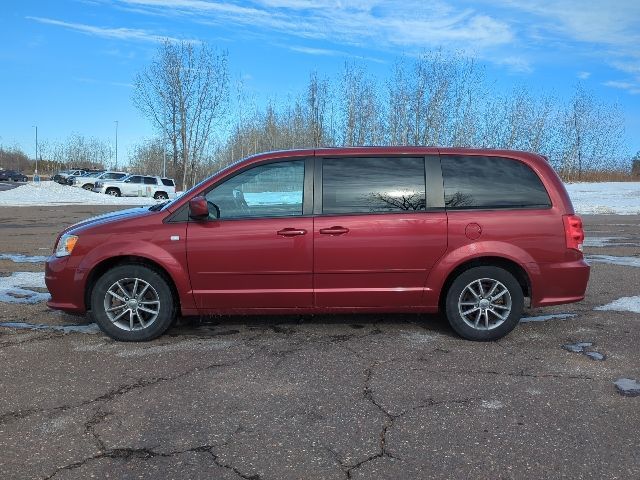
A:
[55,234,79,257]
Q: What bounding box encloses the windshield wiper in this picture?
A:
[148,201,170,211]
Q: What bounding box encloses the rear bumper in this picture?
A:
[530,259,590,307]
[45,256,86,314]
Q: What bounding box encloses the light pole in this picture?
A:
[114,120,119,169]
[162,141,167,177]
[32,125,38,179]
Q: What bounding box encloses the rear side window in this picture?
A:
[322,157,426,214]
[161,178,175,186]
[441,156,551,209]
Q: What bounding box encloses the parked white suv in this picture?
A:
[70,171,128,190]
[93,174,176,199]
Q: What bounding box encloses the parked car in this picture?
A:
[53,169,86,184]
[45,147,589,342]
[0,170,28,182]
[70,171,127,190]
[66,169,104,186]
[93,174,176,200]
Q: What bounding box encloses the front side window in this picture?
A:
[143,177,157,185]
[206,160,304,219]
[322,157,426,214]
[126,176,142,184]
[441,156,551,209]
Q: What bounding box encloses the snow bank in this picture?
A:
[0,180,638,214]
[0,181,159,206]
[595,295,640,314]
[565,182,640,215]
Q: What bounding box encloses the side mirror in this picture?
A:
[189,196,210,220]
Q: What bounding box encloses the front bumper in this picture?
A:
[530,259,590,307]
[45,256,86,314]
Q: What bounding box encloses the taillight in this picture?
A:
[563,214,584,252]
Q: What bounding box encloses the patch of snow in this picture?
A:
[565,182,640,215]
[0,253,48,263]
[520,313,576,323]
[583,237,638,248]
[562,341,592,353]
[614,378,640,397]
[587,255,640,268]
[0,181,161,206]
[480,400,504,410]
[595,296,640,314]
[0,272,49,304]
[0,321,100,334]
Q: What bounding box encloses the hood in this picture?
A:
[64,206,154,234]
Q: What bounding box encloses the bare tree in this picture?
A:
[133,40,229,188]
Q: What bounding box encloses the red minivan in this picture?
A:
[45,147,589,341]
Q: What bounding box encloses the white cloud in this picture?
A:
[577,71,591,79]
[603,80,640,95]
[115,0,514,50]
[26,16,193,43]
[503,0,640,82]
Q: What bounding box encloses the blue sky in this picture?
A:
[1,0,639,164]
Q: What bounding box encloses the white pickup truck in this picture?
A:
[70,171,128,190]
[93,174,177,200]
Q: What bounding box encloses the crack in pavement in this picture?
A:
[43,422,259,480]
[42,444,259,480]
[411,368,594,380]
[1,348,263,427]
[328,361,476,479]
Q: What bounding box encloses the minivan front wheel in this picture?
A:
[445,266,523,341]
[90,265,176,341]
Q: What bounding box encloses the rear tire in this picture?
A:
[90,264,176,341]
[106,188,120,197]
[82,184,93,190]
[154,191,169,200]
[445,266,523,341]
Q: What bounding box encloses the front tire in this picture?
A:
[445,266,523,341]
[106,188,120,197]
[90,264,176,341]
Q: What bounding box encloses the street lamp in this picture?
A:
[32,125,39,180]
[114,120,119,169]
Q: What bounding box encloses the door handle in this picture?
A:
[319,226,349,235]
[277,228,307,237]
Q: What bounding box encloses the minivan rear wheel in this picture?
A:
[90,264,176,341]
[445,266,523,341]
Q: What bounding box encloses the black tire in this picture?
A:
[82,184,93,190]
[444,266,523,341]
[154,191,168,200]
[106,188,120,197]
[90,264,176,341]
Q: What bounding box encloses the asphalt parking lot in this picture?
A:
[0,181,23,192]
[0,206,638,479]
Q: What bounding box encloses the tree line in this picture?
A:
[7,42,632,187]
[132,45,629,188]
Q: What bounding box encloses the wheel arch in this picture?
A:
[438,256,532,310]
[84,255,181,314]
